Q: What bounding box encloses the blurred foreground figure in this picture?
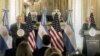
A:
[5,37,23,56]
[16,41,32,56]
[0,25,12,56]
[44,47,62,56]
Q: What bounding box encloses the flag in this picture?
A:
[24,13,27,23]
[36,8,49,49]
[0,26,12,56]
[66,10,74,30]
[2,9,9,30]
[63,22,76,53]
[90,12,96,28]
[50,13,64,52]
[63,10,76,53]
[25,12,36,52]
[90,12,95,24]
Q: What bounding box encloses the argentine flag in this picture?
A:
[36,8,49,49]
[63,10,76,53]
[63,22,76,52]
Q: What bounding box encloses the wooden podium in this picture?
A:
[83,28,100,56]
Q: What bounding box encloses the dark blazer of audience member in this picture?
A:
[16,41,32,56]
[0,50,3,56]
[33,35,51,56]
[94,51,100,56]
[44,47,62,56]
[5,38,23,56]
[10,16,26,48]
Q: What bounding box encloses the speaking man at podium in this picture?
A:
[81,12,98,56]
[10,16,26,48]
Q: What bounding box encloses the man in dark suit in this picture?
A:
[81,16,96,56]
[10,16,26,48]
[33,35,51,56]
[81,17,90,56]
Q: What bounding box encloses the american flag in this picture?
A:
[49,13,64,52]
[90,12,95,24]
[25,12,36,52]
[90,12,97,28]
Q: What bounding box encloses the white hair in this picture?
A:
[0,25,8,37]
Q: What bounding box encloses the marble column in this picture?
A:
[72,0,83,52]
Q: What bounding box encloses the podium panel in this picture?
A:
[85,35,100,56]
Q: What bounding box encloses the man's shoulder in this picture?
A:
[10,23,17,27]
[83,23,88,26]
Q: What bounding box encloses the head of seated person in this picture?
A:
[50,52,62,56]
[0,25,9,37]
[44,47,62,56]
[16,41,32,56]
[42,35,51,46]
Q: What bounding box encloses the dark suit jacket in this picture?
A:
[5,48,16,56]
[82,23,89,30]
[10,23,26,38]
[33,47,49,56]
[81,23,90,56]
[10,23,26,48]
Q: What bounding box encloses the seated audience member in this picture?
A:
[33,35,51,56]
[16,41,32,56]
[94,51,100,56]
[5,38,23,56]
[44,47,62,56]
[0,25,12,56]
[50,52,62,56]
